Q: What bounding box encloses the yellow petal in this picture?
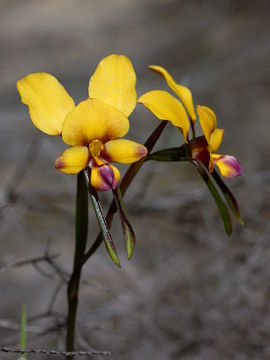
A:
[212,154,243,178]
[62,98,129,146]
[149,65,196,122]
[17,73,75,135]
[103,139,147,164]
[91,164,121,192]
[138,90,189,142]
[197,105,217,143]
[55,146,89,174]
[88,54,137,117]
[209,128,224,152]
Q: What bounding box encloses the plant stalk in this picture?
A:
[66,121,167,353]
[66,171,88,358]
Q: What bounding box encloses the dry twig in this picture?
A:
[0,346,110,357]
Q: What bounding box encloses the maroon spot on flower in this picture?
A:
[98,165,120,191]
[189,136,211,167]
[137,145,148,158]
[194,148,211,166]
[55,158,65,169]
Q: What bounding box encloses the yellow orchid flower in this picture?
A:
[17,54,147,191]
[138,65,242,178]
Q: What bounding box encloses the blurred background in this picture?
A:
[0,0,270,359]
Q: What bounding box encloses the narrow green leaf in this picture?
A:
[85,171,120,267]
[113,187,136,259]
[19,304,27,360]
[196,164,232,235]
[146,144,189,162]
[212,169,244,225]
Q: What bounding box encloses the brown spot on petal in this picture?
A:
[55,157,65,169]
[138,145,148,158]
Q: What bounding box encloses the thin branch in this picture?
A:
[0,254,57,273]
[45,254,70,282]
[47,280,65,314]
[0,252,69,282]
[0,346,110,357]
[33,262,54,279]
[0,320,44,333]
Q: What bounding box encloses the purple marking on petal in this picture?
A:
[96,182,112,192]
[137,145,148,158]
[225,156,243,177]
[214,155,243,178]
[99,165,114,186]
[96,165,119,191]
[55,157,65,169]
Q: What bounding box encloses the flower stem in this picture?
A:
[66,171,88,358]
[82,121,168,265]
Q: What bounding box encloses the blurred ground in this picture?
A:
[0,0,270,359]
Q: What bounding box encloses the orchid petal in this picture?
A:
[89,54,137,117]
[149,65,196,122]
[17,73,75,135]
[91,164,121,192]
[209,128,224,152]
[138,90,189,142]
[62,98,129,146]
[103,139,147,164]
[55,146,89,174]
[212,154,243,178]
[197,105,217,143]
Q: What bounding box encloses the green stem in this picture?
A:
[82,121,168,265]
[66,171,88,358]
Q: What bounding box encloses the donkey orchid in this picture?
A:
[17,54,149,264]
[138,65,242,178]
[17,54,147,192]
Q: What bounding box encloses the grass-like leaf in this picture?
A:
[113,187,136,259]
[85,170,120,267]
[146,144,189,162]
[196,163,232,235]
[212,169,243,225]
